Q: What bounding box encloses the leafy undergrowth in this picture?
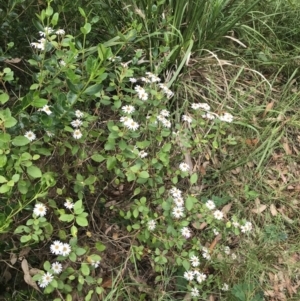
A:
[1,1,300,301]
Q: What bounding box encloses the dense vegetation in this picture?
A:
[1,0,300,300]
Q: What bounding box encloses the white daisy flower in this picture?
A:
[191,287,199,297]
[141,77,151,83]
[191,103,201,110]
[46,131,54,137]
[59,60,66,66]
[50,241,63,255]
[173,197,184,207]
[190,255,200,267]
[170,187,182,198]
[138,91,149,101]
[24,131,36,141]
[120,116,131,123]
[64,200,74,210]
[75,110,84,118]
[124,118,139,131]
[122,105,135,114]
[241,221,252,233]
[183,271,194,281]
[41,105,52,115]
[33,203,47,217]
[161,118,171,128]
[73,129,82,139]
[221,283,229,291]
[71,119,83,128]
[55,29,65,35]
[203,112,216,120]
[213,210,224,220]
[231,253,237,260]
[51,262,63,274]
[91,260,100,268]
[219,112,234,123]
[61,243,71,256]
[182,115,192,123]
[134,85,144,93]
[199,103,211,111]
[159,109,170,117]
[166,90,174,98]
[129,78,137,83]
[39,272,53,288]
[205,200,216,210]
[196,272,207,283]
[39,27,54,37]
[179,162,190,172]
[232,221,240,228]
[147,220,156,231]
[224,246,230,255]
[120,62,129,68]
[138,150,148,158]
[172,206,184,219]
[181,227,191,238]
[202,247,211,260]
[213,229,220,236]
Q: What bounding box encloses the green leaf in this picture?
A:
[59,214,74,222]
[12,174,20,182]
[0,93,9,104]
[80,263,90,276]
[4,116,17,128]
[91,153,105,162]
[12,136,30,146]
[81,23,91,35]
[0,184,10,193]
[0,176,7,183]
[32,98,47,108]
[95,242,106,252]
[74,200,83,211]
[75,247,86,256]
[185,195,198,211]
[27,166,42,178]
[190,173,198,184]
[84,84,102,96]
[106,156,117,170]
[69,252,77,262]
[0,155,7,168]
[45,6,53,17]
[51,12,59,26]
[44,261,51,271]
[78,7,86,18]
[139,171,149,179]
[84,175,96,185]
[76,215,88,227]
[20,235,32,243]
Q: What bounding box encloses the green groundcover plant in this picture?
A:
[0,2,267,301]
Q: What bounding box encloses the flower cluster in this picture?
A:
[135,85,149,101]
[170,187,185,219]
[120,116,140,131]
[31,27,65,51]
[157,109,172,128]
[50,240,72,256]
[191,102,234,123]
[158,83,174,98]
[72,110,84,139]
